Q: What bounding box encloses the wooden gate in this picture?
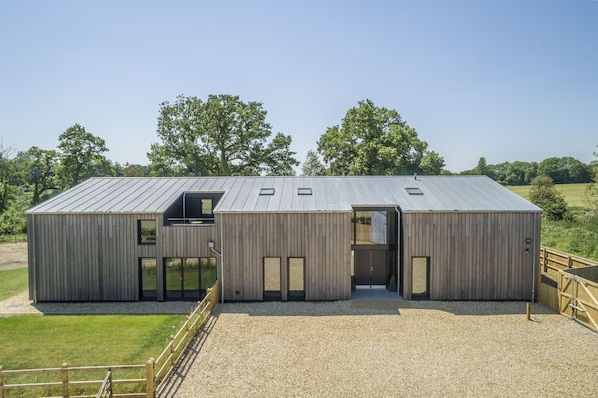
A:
[559,266,598,332]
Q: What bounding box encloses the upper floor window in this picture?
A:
[138,220,156,244]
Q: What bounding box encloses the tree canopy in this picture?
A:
[56,124,112,189]
[529,175,571,221]
[316,99,444,176]
[148,94,299,176]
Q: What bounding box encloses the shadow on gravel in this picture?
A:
[158,314,220,398]
[397,300,557,316]
[212,300,556,317]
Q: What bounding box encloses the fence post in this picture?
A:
[0,365,4,398]
[61,362,69,397]
[146,358,155,398]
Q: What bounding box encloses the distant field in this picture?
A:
[507,183,591,207]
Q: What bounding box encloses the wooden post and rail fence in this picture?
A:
[538,247,598,332]
[0,281,220,398]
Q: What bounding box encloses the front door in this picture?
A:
[354,250,387,286]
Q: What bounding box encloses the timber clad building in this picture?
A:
[26,176,542,303]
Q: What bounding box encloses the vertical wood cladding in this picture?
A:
[27,213,218,302]
[218,212,352,301]
[402,212,541,300]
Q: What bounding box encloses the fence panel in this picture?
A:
[559,267,598,332]
[539,247,597,312]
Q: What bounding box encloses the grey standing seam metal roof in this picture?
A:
[25,176,542,214]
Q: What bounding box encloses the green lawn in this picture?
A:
[0,268,29,301]
[507,183,591,208]
[0,314,185,370]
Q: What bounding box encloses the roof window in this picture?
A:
[259,188,275,196]
[297,188,313,195]
[405,187,423,195]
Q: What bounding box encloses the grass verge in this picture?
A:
[0,268,29,301]
[0,314,186,370]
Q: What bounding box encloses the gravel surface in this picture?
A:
[0,291,196,315]
[161,300,598,398]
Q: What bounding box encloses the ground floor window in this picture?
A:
[139,258,157,300]
[164,257,217,300]
[288,257,305,301]
[412,257,430,299]
[263,257,281,301]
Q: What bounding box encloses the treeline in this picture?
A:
[460,156,594,186]
[1,94,597,238]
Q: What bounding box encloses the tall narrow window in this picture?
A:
[139,258,157,300]
[138,220,156,244]
[412,257,430,299]
[288,258,305,301]
[263,257,281,301]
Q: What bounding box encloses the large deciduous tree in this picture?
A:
[316,99,444,175]
[56,124,113,189]
[148,94,299,176]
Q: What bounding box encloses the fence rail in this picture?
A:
[539,247,596,276]
[0,364,146,398]
[0,281,220,398]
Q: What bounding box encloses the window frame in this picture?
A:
[138,219,157,245]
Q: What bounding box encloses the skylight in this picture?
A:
[405,187,423,195]
[297,188,313,195]
[259,187,275,196]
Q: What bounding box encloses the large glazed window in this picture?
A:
[165,258,199,300]
[352,211,387,245]
[138,220,156,244]
[200,257,217,292]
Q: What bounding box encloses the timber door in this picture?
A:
[354,250,387,286]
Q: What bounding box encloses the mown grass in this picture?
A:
[0,268,29,301]
[0,314,186,370]
[507,183,591,207]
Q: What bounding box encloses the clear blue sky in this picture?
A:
[1,0,596,173]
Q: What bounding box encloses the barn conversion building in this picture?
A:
[26,176,542,302]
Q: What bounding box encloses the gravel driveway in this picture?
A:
[161,300,597,398]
